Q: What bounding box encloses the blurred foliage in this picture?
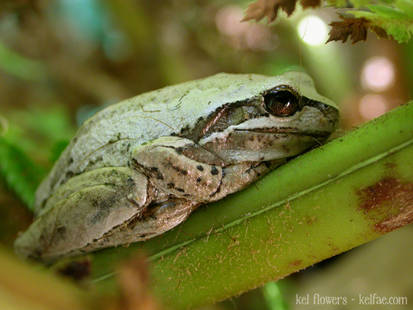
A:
[262,282,289,310]
[0,137,43,208]
[0,105,74,208]
[0,41,47,81]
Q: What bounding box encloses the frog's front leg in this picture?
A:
[132,136,226,202]
[132,136,282,203]
[14,167,150,261]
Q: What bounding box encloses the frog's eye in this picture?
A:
[263,90,299,117]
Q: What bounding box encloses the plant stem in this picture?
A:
[67,102,413,309]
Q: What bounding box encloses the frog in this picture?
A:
[14,71,339,262]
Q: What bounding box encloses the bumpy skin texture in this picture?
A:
[14,72,339,262]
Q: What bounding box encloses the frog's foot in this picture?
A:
[14,167,150,262]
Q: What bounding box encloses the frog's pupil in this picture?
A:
[264,90,299,117]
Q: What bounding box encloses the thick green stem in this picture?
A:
[59,102,413,309]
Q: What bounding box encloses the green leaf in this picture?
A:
[0,42,47,82]
[0,137,45,209]
[378,20,413,41]
[54,102,413,309]
[367,4,408,19]
[50,140,70,164]
[349,9,413,43]
[326,0,348,7]
[395,0,413,18]
[350,0,373,8]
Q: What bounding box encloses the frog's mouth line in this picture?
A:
[234,128,332,138]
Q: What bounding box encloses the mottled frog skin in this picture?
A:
[14,71,339,262]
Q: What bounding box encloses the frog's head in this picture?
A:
[196,71,339,164]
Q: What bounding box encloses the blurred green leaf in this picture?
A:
[262,282,288,310]
[367,4,407,19]
[50,140,70,164]
[0,137,45,209]
[2,106,75,167]
[395,0,413,18]
[0,41,47,81]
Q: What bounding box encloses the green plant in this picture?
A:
[243,0,413,43]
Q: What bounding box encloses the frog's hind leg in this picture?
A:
[14,167,150,262]
[84,198,197,251]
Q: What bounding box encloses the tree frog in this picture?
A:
[14,72,339,262]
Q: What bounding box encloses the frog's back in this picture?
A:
[34,71,329,212]
[34,73,266,211]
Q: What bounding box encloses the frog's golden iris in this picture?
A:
[264,87,299,117]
